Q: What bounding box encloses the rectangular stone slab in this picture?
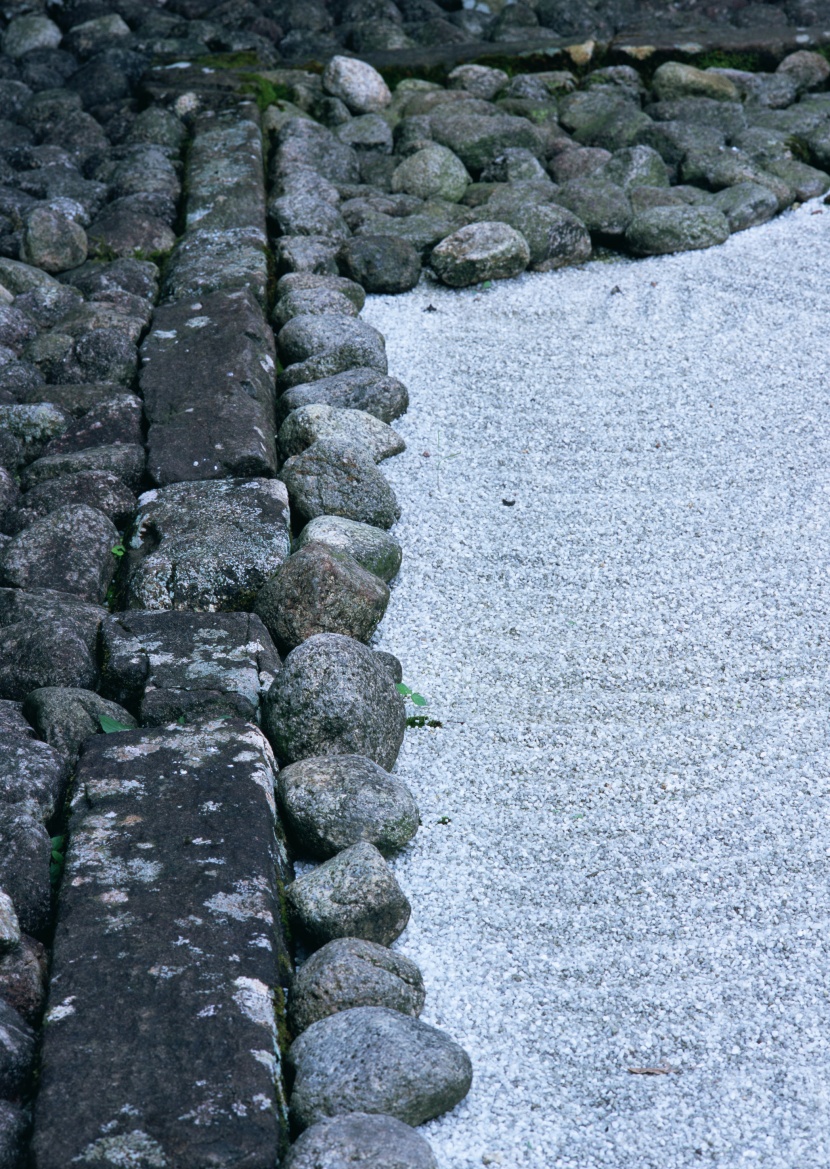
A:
[32,720,292,1169]
[186,110,266,234]
[140,288,277,485]
[99,610,281,726]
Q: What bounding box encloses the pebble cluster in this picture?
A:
[0,1,827,1167]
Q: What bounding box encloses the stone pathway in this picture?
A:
[364,200,830,1168]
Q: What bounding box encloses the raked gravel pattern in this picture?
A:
[361,198,830,1169]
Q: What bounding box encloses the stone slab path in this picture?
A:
[364,199,830,1169]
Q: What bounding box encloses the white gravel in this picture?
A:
[361,199,830,1169]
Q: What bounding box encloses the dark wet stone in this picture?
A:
[270,192,350,241]
[41,394,143,456]
[626,205,731,255]
[13,283,84,332]
[284,1112,437,1169]
[281,439,399,530]
[262,632,406,770]
[353,202,473,262]
[22,688,137,762]
[32,721,290,1169]
[0,704,32,740]
[255,543,389,654]
[0,1098,26,1169]
[8,470,136,534]
[162,226,269,309]
[277,315,387,391]
[0,308,37,356]
[60,258,159,304]
[278,754,418,861]
[272,119,360,187]
[634,119,726,169]
[337,235,421,294]
[764,156,830,200]
[275,236,340,278]
[294,516,402,583]
[431,221,530,286]
[99,611,281,727]
[712,181,779,231]
[0,727,67,822]
[288,1006,472,1130]
[552,176,632,236]
[288,936,424,1037]
[125,478,290,612]
[278,369,409,427]
[602,145,670,190]
[0,588,104,699]
[0,934,47,1024]
[273,287,360,330]
[275,273,365,313]
[0,813,51,937]
[0,999,34,1098]
[429,109,542,176]
[647,97,746,138]
[124,107,186,153]
[558,90,652,152]
[475,199,590,271]
[287,841,410,948]
[87,204,176,260]
[140,289,277,486]
[0,361,45,400]
[0,504,118,604]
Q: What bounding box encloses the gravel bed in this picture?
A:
[363,197,830,1169]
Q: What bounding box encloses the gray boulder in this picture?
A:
[278,754,418,859]
[273,288,360,330]
[447,64,508,100]
[626,205,731,255]
[255,543,390,653]
[288,1006,472,1130]
[273,119,360,187]
[0,1102,26,1169]
[294,516,402,583]
[549,146,612,183]
[281,439,400,529]
[289,937,425,1035]
[776,49,830,92]
[261,633,406,769]
[390,145,471,203]
[353,205,473,263]
[276,273,365,312]
[283,1112,436,1169]
[477,200,590,271]
[552,177,632,236]
[7,471,137,535]
[763,157,830,201]
[651,62,740,103]
[0,725,68,822]
[24,206,88,275]
[0,588,104,700]
[0,998,34,1098]
[275,236,340,278]
[125,479,291,612]
[279,404,405,465]
[21,445,146,493]
[278,370,409,427]
[0,813,51,936]
[277,316,387,390]
[0,892,20,956]
[286,841,411,947]
[22,688,136,761]
[712,182,779,232]
[269,193,350,241]
[0,504,118,604]
[558,90,651,152]
[648,97,746,137]
[601,145,669,190]
[431,221,530,287]
[337,236,421,295]
[0,934,47,1024]
[3,15,62,58]
[323,57,392,115]
[335,115,393,155]
[429,109,542,174]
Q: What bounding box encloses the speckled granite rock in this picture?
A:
[283,1112,437,1169]
[293,516,402,583]
[32,720,291,1169]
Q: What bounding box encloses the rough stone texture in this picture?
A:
[41,395,143,458]
[262,633,406,769]
[0,893,20,957]
[652,62,740,103]
[288,937,425,1037]
[283,1112,437,1169]
[477,200,591,271]
[125,479,291,612]
[602,145,670,191]
[255,543,389,654]
[0,998,34,1098]
[430,111,542,176]
[626,205,731,255]
[0,504,118,604]
[278,370,409,427]
[0,1102,26,1169]
[322,57,392,115]
[0,812,51,938]
[22,689,137,762]
[162,227,269,309]
[431,221,530,287]
[32,721,291,1169]
[288,1006,473,1130]
[294,516,402,584]
[273,288,359,330]
[272,120,359,189]
[24,206,88,275]
[140,289,277,486]
[0,727,67,825]
[776,50,830,92]
[3,15,62,59]
[281,439,400,530]
[277,316,387,391]
[391,145,470,203]
[0,404,68,466]
[275,236,341,278]
[552,176,633,236]
[558,90,651,152]
[270,192,350,242]
[0,588,104,700]
[712,181,779,232]
[286,841,410,948]
[99,611,281,727]
[278,754,418,860]
[186,112,266,235]
[279,404,405,465]
[21,445,146,494]
[276,273,365,313]
[448,64,508,101]
[337,236,422,296]
[0,934,47,1024]
[8,471,137,535]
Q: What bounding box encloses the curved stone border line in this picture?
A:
[0,7,828,1166]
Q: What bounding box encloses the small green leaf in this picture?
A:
[50,835,65,850]
[177,715,186,726]
[410,693,427,707]
[395,683,412,697]
[111,541,125,558]
[99,714,132,734]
